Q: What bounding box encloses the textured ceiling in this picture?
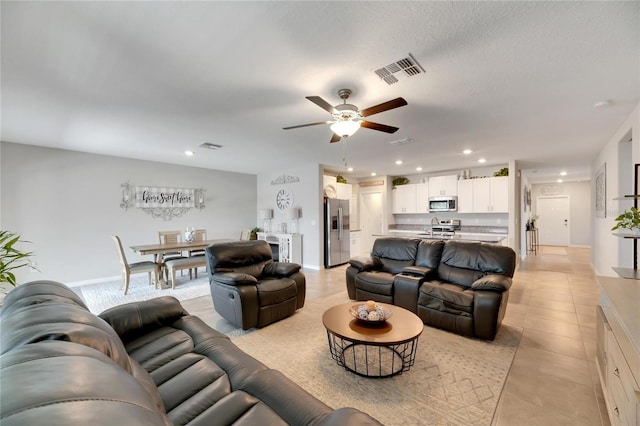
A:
[1,1,638,182]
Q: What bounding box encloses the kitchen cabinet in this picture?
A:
[428,175,458,197]
[336,182,352,200]
[415,183,429,213]
[392,184,417,213]
[473,176,508,213]
[596,276,640,426]
[350,231,363,257]
[457,180,474,213]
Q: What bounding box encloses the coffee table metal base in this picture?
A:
[326,330,419,378]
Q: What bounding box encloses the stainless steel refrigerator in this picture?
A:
[324,197,350,268]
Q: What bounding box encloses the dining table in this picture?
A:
[130,239,234,287]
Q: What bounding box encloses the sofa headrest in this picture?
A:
[206,240,273,278]
[415,240,445,268]
[1,281,133,374]
[437,241,516,287]
[371,237,421,274]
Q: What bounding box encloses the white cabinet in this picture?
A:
[473,177,508,213]
[256,232,302,264]
[350,231,362,257]
[415,183,430,213]
[392,184,417,213]
[457,180,474,213]
[336,182,352,200]
[428,175,458,197]
[323,175,337,198]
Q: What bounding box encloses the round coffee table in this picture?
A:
[322,302,423,378]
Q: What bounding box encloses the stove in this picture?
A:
[431,219,461,233]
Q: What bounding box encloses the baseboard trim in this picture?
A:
[66,275,120,288]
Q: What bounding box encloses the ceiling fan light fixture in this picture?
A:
[330,120,361,138]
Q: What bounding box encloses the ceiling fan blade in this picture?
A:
[283,121,330,130]
[306,96,338,114]
[360,120,400,134]
[329,133,342,143]
[360,97,408,117]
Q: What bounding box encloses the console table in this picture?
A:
[256,232,302,264]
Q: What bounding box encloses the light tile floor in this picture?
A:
[182,245,608,425]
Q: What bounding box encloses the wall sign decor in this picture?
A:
[120,182,205,220]
[271,174,300,186]
[595,163,606,218]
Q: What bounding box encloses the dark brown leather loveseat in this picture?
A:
[0,281,379,425]
[346,237,516,340]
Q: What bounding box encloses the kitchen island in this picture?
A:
[374,230,506,244]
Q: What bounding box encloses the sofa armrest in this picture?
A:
[212,272,258,286]
[99,296,186,341]
[401,265,434,278]
[471,274,512,292]
[263,262,301,277]
[348,257,380,271]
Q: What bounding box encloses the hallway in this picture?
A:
[493,245,607,425]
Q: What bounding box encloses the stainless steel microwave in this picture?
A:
[429,196,457,212]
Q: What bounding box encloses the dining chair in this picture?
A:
[158,230,186,281]
[240,229,251,241]
[112,235,160,295]
[187,229,207,278]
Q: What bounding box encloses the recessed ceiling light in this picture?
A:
[395,160,403,165]
[371,172,377,177]
[185,150,194,156]
[463,149,472,155]
[347,167,353,172]
[416,167,423,171]
[557,179,563,183]
[478,158,486,163]
[560,171,567,176]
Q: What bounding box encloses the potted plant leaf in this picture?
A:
[250,227,262,240]
[611,206,640,234]
[392,176,409,189]
[1,230,36,287]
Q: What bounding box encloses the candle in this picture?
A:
[366,300,376,311]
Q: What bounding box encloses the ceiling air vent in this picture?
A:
[388,138,414,146]
[374,53,425,85]
[199,142,222,150]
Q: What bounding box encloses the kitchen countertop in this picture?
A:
[374,231,506,243]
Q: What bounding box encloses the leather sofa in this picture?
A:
[0,280,379,426]
[346,237,516,340]
[206,240,305,330]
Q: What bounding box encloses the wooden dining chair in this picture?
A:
[112,235,160,295]
[158,230,188,281]
[187,229,207,278]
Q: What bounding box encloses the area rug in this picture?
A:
[75,275,211,314]
[231,292,522,425]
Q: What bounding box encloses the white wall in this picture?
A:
[1,142,257,284]
[592,104,640,276]
[530,181,592,247]
[257,164,322,269]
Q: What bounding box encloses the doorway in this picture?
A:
[359,192,383,255]
[537,196,570,246]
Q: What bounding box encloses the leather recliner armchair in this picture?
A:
[205,240,306,330]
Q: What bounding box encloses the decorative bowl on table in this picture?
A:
[349,301,393,323]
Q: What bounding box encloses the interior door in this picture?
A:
[537,196,570,246]
[360,192,383,256]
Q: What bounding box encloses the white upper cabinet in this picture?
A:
[415,183,430,213]
[392,184,417,214]
[336,182,352,200]
[457,180,474,213]
[428,175,458,197]
[473,176,508,213]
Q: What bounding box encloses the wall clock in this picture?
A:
[276,189,293,210]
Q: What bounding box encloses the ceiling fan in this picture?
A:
[283,89,408,143]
